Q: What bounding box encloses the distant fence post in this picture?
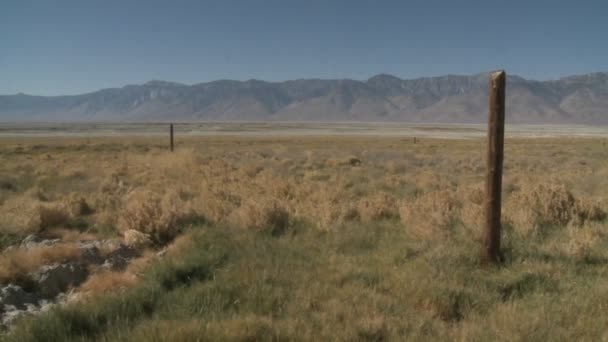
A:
[482,70,506,265]
[170,123,174,152]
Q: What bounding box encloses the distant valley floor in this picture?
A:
[2,122,608,139]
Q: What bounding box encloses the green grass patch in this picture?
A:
[5,221,608,341]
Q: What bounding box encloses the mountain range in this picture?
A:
[2,72,608,124]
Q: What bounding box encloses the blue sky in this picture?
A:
[1,0,607,95]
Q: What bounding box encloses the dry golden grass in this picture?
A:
[164,232,196,258]
[357,192,398,222]
[78,270,138,294]
[504,183,606,236]
[3,134,608,340]
[118,189,196,244]
[2,135,606,243]
[399,190,460,239]
[228,198,290,234]
[0,194,41,234]
[0,243,82,284]
[0,192,93,236]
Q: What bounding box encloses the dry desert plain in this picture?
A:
[1,123,608,341]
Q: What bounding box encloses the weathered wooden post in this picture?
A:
[170,123,174,152]
[482,70,506,265]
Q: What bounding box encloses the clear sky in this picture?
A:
[2,0,607,95]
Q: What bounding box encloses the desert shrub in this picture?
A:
[304,170,331,182]
[565,222,604,262]
[39,203,70,230]
[385,160,407,174]
[571,198,607,226]
[399,190,460,240]
[419,288,473,322]
[62,193,94,217]
[414,171,449,191]
[327,155,362,167]
[228,198,290,235]
[268,179,296,202]
[459,186,485,240]
[0,177,18,191]
[304,188,358,230]
[192,195,235,224]
[505,184,605,237]
[40,193,95,230]
[99,174,129,195]
[79,271,138,294]
[241,162,265,178]
[118,189,196,244]
[357,192,398,222]
[123,229,153,249]
[0,243,82,285]
[94,210,118,230]
[0,194,41,234]
[0,192,92,234]
[356,314,388,341]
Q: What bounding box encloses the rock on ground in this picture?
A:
[0,285,39,312]
[123,229,152,249]
[31,263,89,299]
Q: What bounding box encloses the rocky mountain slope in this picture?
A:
[2,72,608,123]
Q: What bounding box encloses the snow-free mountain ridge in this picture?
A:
[2,72,608,123]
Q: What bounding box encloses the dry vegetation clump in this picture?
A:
[303,188,358,230]
[570,197,607,226]
[505,184,606,237]
[165,232,196,258]
[38,203,70,230]
[459,185,485,240]
[357,192,398,222]
[0,194,42,234]
[326,155,362,167]
[123,229,153,249]
[93,208,119,230]
[565,222,605,262]
[356,314,388,341]
[385,160,407,174]
[228,198,290,235]
[79,270,138,294]
[240,162,265,178]
[0,192,93,235]
[0,243,81,284]
[191,195,235,224]
[61,193,94,217]
[399,190,460,239]
[49,228,97,243]
[267,178,297,203]
[303,170,331,182]
[118,189,196,244]
[7,136,608,340]
[413,171,450,191]
[99,175,129,195]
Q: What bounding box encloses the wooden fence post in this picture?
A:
[482,70,506,265]
[170,123,174,152]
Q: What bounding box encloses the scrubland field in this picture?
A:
[1,129,608,341]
